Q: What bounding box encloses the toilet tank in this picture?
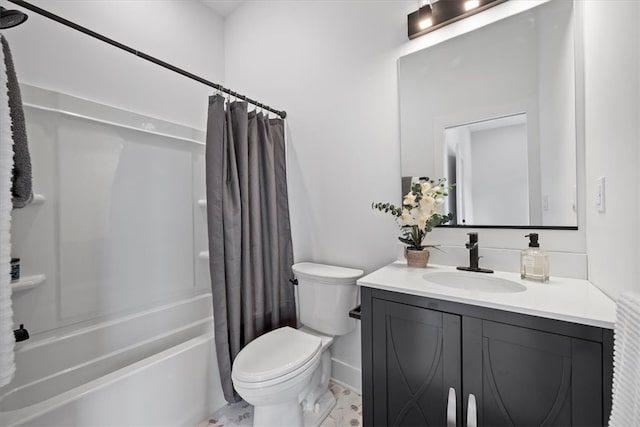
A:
[292,262,363,336]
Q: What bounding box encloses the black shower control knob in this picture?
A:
[14,324,30,342]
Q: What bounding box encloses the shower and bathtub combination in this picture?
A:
[0,82,226,426]
[1,2,291,425]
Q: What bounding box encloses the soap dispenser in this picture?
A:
[520,233,549,282]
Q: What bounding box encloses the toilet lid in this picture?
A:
[233,327,321,383]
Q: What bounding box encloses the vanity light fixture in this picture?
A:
[408,0,507,39]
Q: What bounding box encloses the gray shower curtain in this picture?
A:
[205,95,296,403]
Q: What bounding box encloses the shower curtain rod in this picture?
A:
[6,0,287,119]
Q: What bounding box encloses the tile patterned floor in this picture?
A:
[198,382,362,427]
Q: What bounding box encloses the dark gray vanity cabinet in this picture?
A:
[361,287,614,427]
[371,299,462,426]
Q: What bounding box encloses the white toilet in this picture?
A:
[231,262,363,427]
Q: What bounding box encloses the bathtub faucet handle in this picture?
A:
[14,324,29,342]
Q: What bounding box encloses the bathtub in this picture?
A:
[0,293,225,426]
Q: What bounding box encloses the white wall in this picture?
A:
[583,0,640,300]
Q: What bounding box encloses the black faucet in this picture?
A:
[457,232,493,273]
[14,324,29,342]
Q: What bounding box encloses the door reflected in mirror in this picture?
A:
[444,114,529,226]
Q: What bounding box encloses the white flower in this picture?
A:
[417,214,428,229]
[420,196,435,210]
[371,176,453,249]
[403,192,417,205]
[398,208,416,226]
[411,208,430,229]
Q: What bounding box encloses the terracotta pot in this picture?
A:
[404,248,430,268]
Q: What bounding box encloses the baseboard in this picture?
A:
[331,358,362,394]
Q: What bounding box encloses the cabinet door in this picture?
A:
[463,318,603,427]
[372,299,461,426]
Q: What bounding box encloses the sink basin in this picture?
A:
[422,271,527,293]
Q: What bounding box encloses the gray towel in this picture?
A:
[1,35,32,208]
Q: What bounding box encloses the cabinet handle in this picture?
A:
[466,393,477,427]
[447,387,457,427]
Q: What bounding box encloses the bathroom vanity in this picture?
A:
[358,263,616,427]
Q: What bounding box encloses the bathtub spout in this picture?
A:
[14,324,29,342]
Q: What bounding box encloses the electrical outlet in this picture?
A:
[596,177,605,213]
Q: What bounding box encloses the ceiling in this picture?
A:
[200,0,246,18]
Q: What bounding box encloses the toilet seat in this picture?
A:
[233,351,320,391]
[232,327,322,388]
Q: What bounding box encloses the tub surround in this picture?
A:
[0,294,223,427]
[358,261,616,329]
[11,83,211,336]
[3,335,219,427]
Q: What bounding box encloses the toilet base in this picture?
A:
[302,389,336,427]
[253,399,302,427]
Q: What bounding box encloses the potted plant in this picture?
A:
[372,178,454,268]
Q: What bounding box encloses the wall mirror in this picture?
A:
[399,0,578,229]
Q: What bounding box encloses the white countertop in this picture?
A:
[357,262,617,329]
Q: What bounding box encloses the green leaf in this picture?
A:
[398,237,414,245]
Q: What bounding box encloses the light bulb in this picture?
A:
[464,0,480,11]
[419,18,433,30]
